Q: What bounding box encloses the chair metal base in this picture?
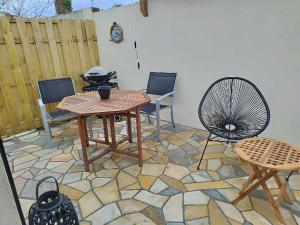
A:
[197,133,237,170]
[197,133,212,170]
[143,105,175,142]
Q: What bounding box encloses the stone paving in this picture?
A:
[4,116,300,225]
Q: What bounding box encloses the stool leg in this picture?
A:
[273,174,292,204]
[239,168,269,195]
[251,165,285,224]
[232,168,276,204]
[276,181,289,206]
[239,171,257,194]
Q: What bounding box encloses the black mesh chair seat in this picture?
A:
[146,72,177,95]
[197,77,270,169]
[38,78,75,104]
[199,77,270,140]
[206,121,262,140]
[141,103,168,114]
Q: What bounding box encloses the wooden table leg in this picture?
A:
[135,106,143,166]
[127,112,133,143]
[78,116,89,172]
[109,115,117,151]
[83,116,89,147]
[103,115,109,144]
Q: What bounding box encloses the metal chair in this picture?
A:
[141,72,177,141]
[38,78,93,145]
[197,77,270,169]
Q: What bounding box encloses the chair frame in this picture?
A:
[140,72,177,141]
[142,90,176,141]
[37,78,93,145]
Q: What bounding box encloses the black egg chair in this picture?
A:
[197,77,270,170]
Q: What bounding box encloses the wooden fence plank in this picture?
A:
[45,20,62,77]
[92,21,100,65]
[0,86,7,135]
[0,17,100,136]
[15,19,40,116]
[0,37,21,134]
[0,16,35,130]
[65,20,81,91]
[75,21,88,72]
[57,20,73,76]
[31,19,51,80]
[0,74,21,133]
[70,21,84,89]
[85,20,97,67]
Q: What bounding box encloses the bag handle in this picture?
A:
[36,176,59,200]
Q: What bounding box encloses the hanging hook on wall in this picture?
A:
[132,0,141,70]
[134,41,141,69]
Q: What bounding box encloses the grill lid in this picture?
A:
[84,66,108,77]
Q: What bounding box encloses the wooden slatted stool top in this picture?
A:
[57,90,151,116]
[235,137,300,171]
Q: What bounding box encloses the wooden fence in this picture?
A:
[0,16,100,136]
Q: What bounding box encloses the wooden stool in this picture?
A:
[232,137,300,224]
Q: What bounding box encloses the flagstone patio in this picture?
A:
[4,117,300,225]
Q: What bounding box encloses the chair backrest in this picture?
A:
[198,77,270,140]
[146,72,177,95]
[38,78,75,104]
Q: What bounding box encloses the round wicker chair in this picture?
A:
[197,77,270,169]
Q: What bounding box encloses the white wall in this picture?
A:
[93,0,300,145]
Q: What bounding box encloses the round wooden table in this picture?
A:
[232,137,300,224]
[57,90,151,171]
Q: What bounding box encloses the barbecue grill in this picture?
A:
[80,67,119,92]
[80,67,121,122]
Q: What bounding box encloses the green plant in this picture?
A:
[63,0,72,12]
[55,0,72,14]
